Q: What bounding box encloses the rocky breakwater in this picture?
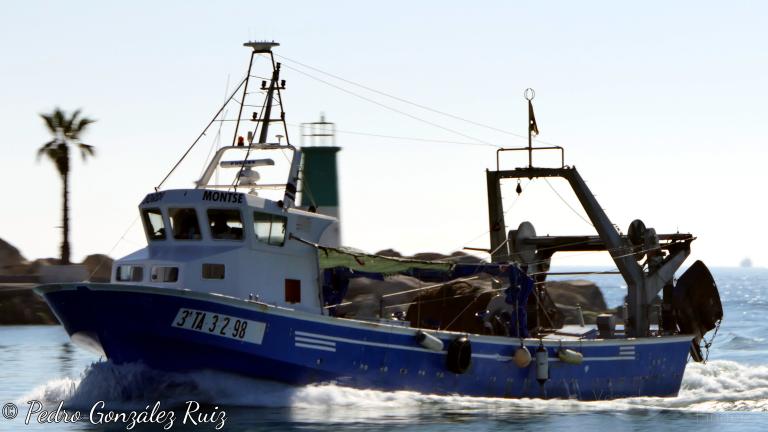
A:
[0,237,113,324]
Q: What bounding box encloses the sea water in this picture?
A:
[1,268,766,431]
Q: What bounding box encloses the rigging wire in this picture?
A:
[327,275,483,309]
[543,178,594,228]
[277,53,559,146]
[199,75,233,180]
[309,222,685,312]
[443,294,485,331]
[155,76,246,190]
[86,216,141,281]
[436,179,531,262]
[281,63,499,148]
[287,123,500,148]
[382,287,505,310]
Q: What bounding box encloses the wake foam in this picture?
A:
[19,359,768,420]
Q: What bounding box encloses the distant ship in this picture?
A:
[36,41,723,400]
[741,258,753,268]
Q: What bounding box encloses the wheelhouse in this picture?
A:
[112,188,338,313]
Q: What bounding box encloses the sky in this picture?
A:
[1,1,766,268]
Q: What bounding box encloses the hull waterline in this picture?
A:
[37,283,692,401]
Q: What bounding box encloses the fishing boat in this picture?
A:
[36,41,723,400]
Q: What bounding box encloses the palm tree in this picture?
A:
[38,108,96,265]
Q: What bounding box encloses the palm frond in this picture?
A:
[40,114,57,133]
[36,139,58,160]
[78,143,95,160]
[39,108,97,170]
[53,109,65,131]
[75,117,96,132]
[65,109,81,134]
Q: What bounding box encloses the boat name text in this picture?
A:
[141,192,165,205]
[202,191,244,204]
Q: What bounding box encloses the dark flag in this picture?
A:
[528,100,539,137]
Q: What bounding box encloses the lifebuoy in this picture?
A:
[446,336,472,374]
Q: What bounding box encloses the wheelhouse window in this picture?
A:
[202,263,225,279]
[116,265,143,282]
[142,208,166,240]
[253,212,287,246]
[151,266,178,282]
[207,209,244,240]
[169,208,202,240]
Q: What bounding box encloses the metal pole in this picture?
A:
[525,88,535,168]
[528,110,532,168]
[258,60,280,144]
[232,50,256,146]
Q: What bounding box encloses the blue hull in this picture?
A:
[37,283,691,400]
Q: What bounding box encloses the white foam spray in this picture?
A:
[18,359,768,423]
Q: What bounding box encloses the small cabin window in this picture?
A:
[253,212,287,246]
[285,279,301,303]
[207,209,244,240]
[169,208,202,240]
[116,265,143,282]
[202,263,225,279]
[142,208,166,240]
[151,266,178,282]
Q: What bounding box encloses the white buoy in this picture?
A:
[558,348,584,365]
[513,346,532,368]
[536,345,549,384]
[416,330,444,351]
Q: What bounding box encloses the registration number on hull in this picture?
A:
[171,308,266,345]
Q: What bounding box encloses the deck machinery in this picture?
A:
[487,144,719,359]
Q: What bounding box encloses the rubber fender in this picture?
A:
[416,330,444,351]
[557,348,584,365]
[513,346,532,368]
[536,345,549,384]
[446,336,472,374]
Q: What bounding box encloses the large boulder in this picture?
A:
[374,249,402,258]
[374,249,485,264]
[545,280,610,324]
[28,258,61,274]
[0,238,28,275]
[82,254,114,282]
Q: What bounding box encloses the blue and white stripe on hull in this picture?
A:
[36,283,692,401]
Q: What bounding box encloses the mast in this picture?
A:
[258,60,281,144]
[237,41,288,146]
